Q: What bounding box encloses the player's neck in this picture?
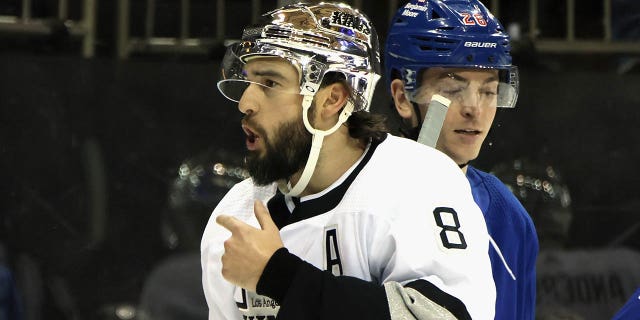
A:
[293,129,365,197]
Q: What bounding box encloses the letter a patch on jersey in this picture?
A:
[324,226,344,276]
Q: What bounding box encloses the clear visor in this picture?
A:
[410,66,519,108]
[218,42,304,103]
[217,79,301,103]
[220,41,305,82]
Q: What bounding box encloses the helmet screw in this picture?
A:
[466,55,473,62]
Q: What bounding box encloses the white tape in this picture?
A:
[417,94,451,148]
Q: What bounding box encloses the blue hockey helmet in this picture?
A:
[385,0,518,108]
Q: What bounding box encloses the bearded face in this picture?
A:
[244,106,313,186]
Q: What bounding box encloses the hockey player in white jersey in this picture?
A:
[201,2,495,319]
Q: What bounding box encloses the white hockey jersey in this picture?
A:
[201,134,495,319]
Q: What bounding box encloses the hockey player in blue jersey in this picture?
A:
[385,0,539,319]
[201,2,497,319]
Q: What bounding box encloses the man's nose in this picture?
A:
[238,84,260,115]
[459,90,481,118]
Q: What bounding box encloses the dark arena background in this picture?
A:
[1,0,639,319]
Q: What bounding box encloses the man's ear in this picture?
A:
[390,79,414,121]
[321,82,350,118]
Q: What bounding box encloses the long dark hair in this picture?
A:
[320,72,389,143]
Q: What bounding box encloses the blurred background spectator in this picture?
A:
[492,157,640,319]
[137,148,246,320]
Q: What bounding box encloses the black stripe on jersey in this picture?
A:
[266,192,290,229]
[405,279,472,320]
[266,136,384,229]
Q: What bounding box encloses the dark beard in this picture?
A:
[245,115,312,186]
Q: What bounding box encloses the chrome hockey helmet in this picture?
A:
[219,2,381,112]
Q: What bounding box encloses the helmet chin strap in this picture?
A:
[278,94,354,197]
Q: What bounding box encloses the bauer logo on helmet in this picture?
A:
[464,41,497,48]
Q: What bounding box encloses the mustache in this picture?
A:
[241,116,268,142]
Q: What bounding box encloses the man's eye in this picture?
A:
[443,87,464,95]
[481,89,498,96]
[264,79,278,88]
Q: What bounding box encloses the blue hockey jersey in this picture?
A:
[467,165,539,320]
[612,287,640,320]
